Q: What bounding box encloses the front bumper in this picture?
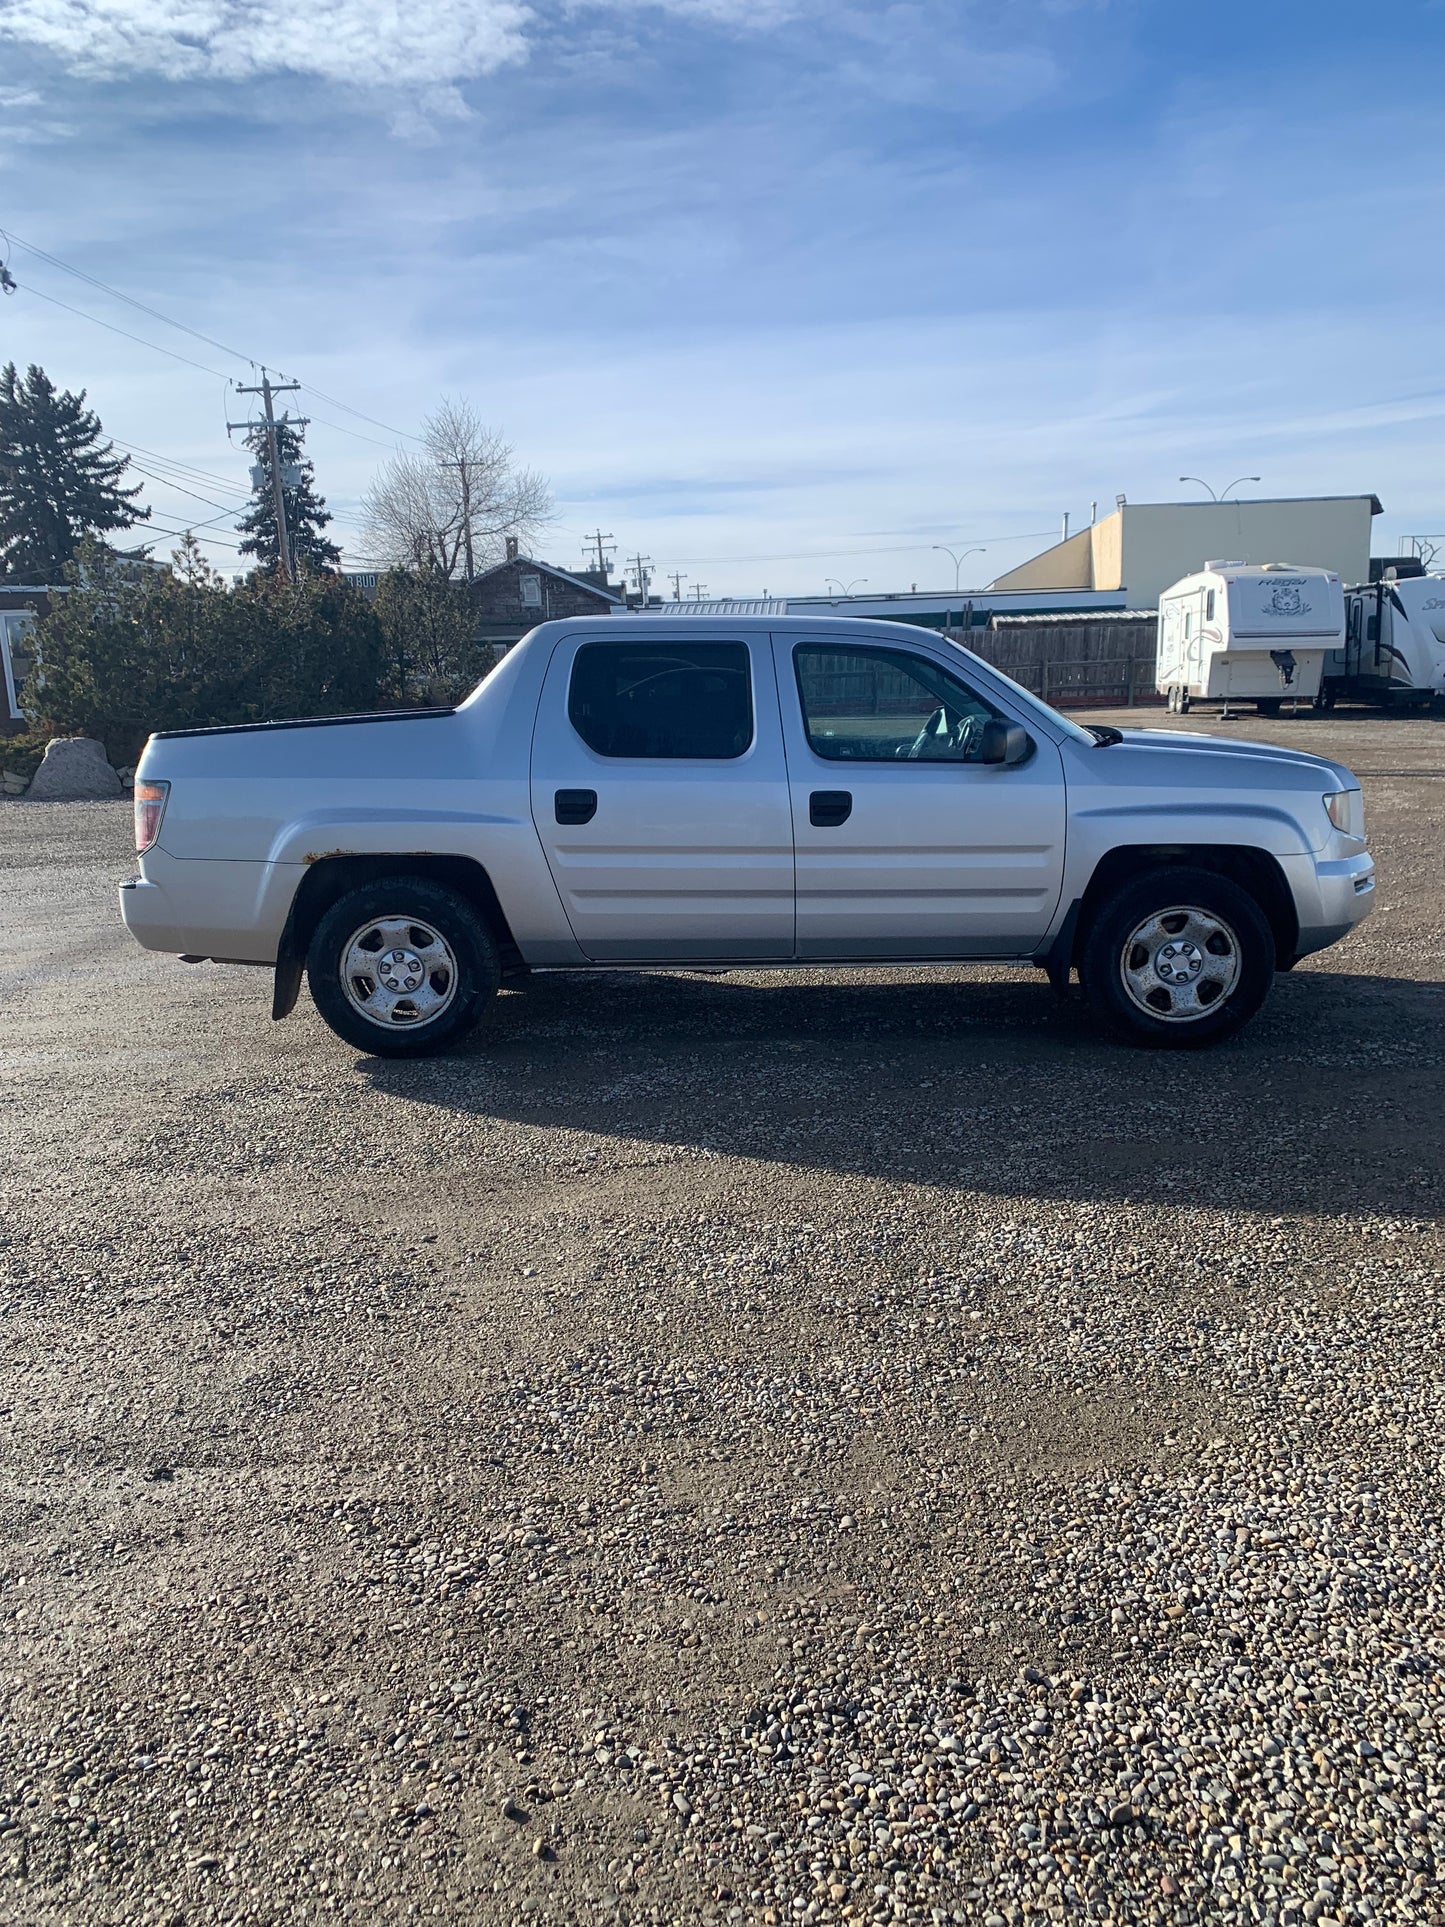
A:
[1289,848,1376,960]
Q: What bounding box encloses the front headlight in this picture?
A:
[1324,788,1364,839]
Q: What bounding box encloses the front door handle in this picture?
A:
[809,789,852,827]
[555,788,598,825]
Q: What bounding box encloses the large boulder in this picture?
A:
[26,736,123,800]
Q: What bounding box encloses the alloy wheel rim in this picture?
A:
[340,915,459,1029]
[1119,905,1241,1023]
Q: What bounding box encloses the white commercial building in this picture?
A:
[989,494,1382,609]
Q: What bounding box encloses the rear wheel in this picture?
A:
[306,876,500,1056]
[1080,867,1275,1048]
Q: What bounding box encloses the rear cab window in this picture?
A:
[568,641,753,759]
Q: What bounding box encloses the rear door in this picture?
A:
[529,631,794,961]
[775,635,1066,959]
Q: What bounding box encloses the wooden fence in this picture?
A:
[965,616,1160,708]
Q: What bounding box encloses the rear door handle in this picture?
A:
[555,788,598,825]
[809,789,852,827]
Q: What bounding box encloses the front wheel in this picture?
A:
[1080,867,1276,1048]
[306,876,500,1056]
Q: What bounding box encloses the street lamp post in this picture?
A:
[1179,476,1261,502]
[932,545,986,592]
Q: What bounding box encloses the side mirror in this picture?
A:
[979,719,1031,766]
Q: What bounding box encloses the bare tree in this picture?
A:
[361,398,553,580]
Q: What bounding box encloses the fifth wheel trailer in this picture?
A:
[1156,563,1344,715]
[1321,574,1445,709]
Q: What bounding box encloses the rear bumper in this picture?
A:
[118,875,186,953]
[1288,849,1376,960]
[118,851,294,961]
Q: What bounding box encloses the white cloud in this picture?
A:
[0,0,808,93]
[0,0,534,88]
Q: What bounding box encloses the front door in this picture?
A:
[529,632,794,961]
[776,636,1066,959]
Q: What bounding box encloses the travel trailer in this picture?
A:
[1156,563,1344,715]
[1323,574,1445,709]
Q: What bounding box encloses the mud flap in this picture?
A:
[272,952,304,1021]
[1034,899,1082,998]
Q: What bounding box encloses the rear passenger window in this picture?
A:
[568,641,753,759]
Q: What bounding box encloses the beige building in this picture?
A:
[990,494,1383,608]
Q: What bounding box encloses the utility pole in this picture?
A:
[438,460,475,580]
[690,583,709,601]
[230,374,302,581]
[627,553,653,606]
[668,570,687,601]
[584,529,616,576]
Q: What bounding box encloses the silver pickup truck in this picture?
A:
[120,615,1375,1054]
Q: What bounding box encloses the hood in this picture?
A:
[1111,727,1359,790]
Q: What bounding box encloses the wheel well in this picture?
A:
[1073,845,1298,967]
[281,854,524,974]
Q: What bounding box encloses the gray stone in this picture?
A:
[26,736,122,800]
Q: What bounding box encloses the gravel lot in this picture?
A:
[2,708,1442,1927]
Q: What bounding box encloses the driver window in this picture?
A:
[793,644,1003,762]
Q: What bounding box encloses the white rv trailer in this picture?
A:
[1155,562,1344,715]
[1322,573,1445,709]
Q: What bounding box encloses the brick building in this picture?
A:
[469,551,622,648]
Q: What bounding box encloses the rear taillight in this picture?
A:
[134,779,170,854]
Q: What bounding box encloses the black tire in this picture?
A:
[1178,690,1191,714]
[306,876,500,1057]
[1312,684,1336,713]
[1080,866,1276,1049]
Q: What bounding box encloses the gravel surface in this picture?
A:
[1,708,1442,1927]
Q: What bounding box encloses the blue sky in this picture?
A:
[2,0,1443,593]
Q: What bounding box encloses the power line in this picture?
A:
[14,283,230,379]
[141,518,245,550]
[660,532,1062,566]
[107,436,250,495]
[302,407,407,451]
[3,226,424,444]
[2,227,256,365]
[127,463,246,517]
[296,385,421,445]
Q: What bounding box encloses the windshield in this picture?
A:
[942,638,1097,745]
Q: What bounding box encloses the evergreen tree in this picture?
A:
[0,362,147,581]
[27,536,385,761]
[237,417,341,575]
[374,563,491,703]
